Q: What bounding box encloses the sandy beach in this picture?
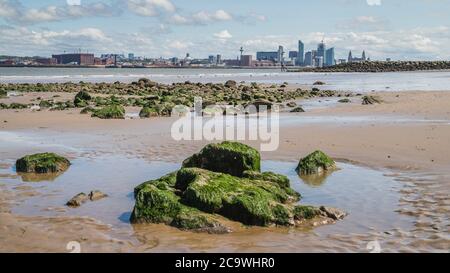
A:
[1,87,449,253]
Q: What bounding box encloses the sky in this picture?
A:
[1,0,450,60]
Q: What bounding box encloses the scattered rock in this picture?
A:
[16,153,71,174]
[338,98,351,103]
[313,81,325,85]
[286,101,297,107]
[74,91,92,107]
[139,106,159,118]
[296,150,336,175]
[225,80,237,88]
[319,206,347,220]
[290,106,305,113]
[89,190,108,201]
[362,95,383,105]
[66,193,89,207]
[91,104,125,119]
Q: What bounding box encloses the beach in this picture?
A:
[0,74,449,253]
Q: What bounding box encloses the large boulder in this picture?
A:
[182,141,261,177]
[225,80,237,88]
[16,153,70,174]
[91,104,125,119]
[296,150,336,175]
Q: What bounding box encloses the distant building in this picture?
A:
[316,41,326,67]
[256,51,278,62]
[278,46,284,64]
[304,50,316,67]
[208,55,217,64]
[315,56,324,68]
[325,47,335,66]
[216,54,222,65]
[128,53,135,61]
[297,40,304,66]
[289,51,298,59]
[52,53,95,65]
[348,50,367,63]
[240,55,253,67]
[35,58,57,65]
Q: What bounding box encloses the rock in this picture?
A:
[16,153,71,174]
[319,206,347,220]
[80,106,95,114]
[290,106,305,113]
[91,104,125,119]
[296,150,336,175]
[66,193,89,207]
[338,98,351,103]
[286,101,297,107]
[74,91,92,107]
[39,100,53,108]
[225,80,237,88]
[362,95,383,105]
[182,141,261,177]
[242,171,291,188]
[89,190,108,201]
[0,90,6,98]
[313,81,325,85]
[246,99,273,112]
[139,106,159,118]
[8,103,28,109]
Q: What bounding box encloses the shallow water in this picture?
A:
[1,67,450,92]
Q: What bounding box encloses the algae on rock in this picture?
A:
[16,153,70,174]
[296,150,336,175]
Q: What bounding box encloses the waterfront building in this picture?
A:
[297,40,304,66]
[128,53,135,61]
[325,47,335,66]
[52,53,95,65]
[304,50,316,67]
[278,46,284,64]
[289,51,298,59]
[348,50,367,63]
[316,41,326,67]
[315,56,324,68]
[256,51,278,62]
[240,55,253,67]
[208,55,217,64]
[216,54,222,65]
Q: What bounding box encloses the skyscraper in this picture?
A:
[277,45,284,64]
[317,41,326,67]
[297,40,304,66]
[325,47,335,66]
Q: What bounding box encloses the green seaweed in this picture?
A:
[296,150,336,175]
[16,153,70,174]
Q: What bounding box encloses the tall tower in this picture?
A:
[348,51,353,63]
[298,40,304,66]
[362,50,366,61]
[278,45,284,64]
[317,40,326,65]
[240,47,244,66]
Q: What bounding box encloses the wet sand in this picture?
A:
[0,90,449,252]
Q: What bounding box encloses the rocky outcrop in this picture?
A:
[182,141,261,177]
[296,150,336,175]
[362,95,383,105]
[131,142,346,233]
[16,153,70,174]
[66,193,89,207]
[74,91,92,107]
[290,106,305,113]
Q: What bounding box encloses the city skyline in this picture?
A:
[1,0,450,60]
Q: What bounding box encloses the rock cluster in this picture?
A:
[131,142,346,233]
[297,61,450,73]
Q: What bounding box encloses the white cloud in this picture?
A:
[127,0,175,17]
[213,30,232,40]
[67,0,81,6]
[366,0,381,6]
[169,10,233,25]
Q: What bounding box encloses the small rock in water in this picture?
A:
[286,101,297,107]
[66,193,89,207]
[319,206,347,220]
[290,106,305,113]
[89,190,108,201]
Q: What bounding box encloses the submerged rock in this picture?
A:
[362,95,383,105]
[89,190,108,201]
[286,101,297,107]
[16,153,70,174]
[131,142,346,232]
[338,98,351,103]
[91,104,125,119]
[313,81,326,85]
[182,141,261,177]
[66,193,89,207]
[296,150,336,175]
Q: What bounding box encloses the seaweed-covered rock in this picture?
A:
[290,106,305,113]
[139,106,159,118]
[296,150,336,175]
[362,95,383,105]
[0,90,6,98]
[91,104,125,119]
[16,153,70,174]
[66,193,89,207]
[80,106,95,114]
[89,190,108,201]
[9,103,28,109]
[225,80,237,88]
[286,101,297,107]
[182,141,261,177]
[74,91,92,107]
[338,98,351,103]
[242,171,291,188]
[313,81,326,85]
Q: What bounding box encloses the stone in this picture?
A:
[362,95,383,105]
[74,91,92,107]
[182,141,261,177]
[286,101,297,107]
[313,81,326,85]
[139,106,159,118]
[91,104,125,119]
[319,206,347,220]
[66,193,89,207]
[16,153,71,174]
[338,98,351,103]
[296,150,336,175]
[89,190,108,201]
[225,80,237,88]
[290,106,305,113]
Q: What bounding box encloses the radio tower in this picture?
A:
[240,47,244,66]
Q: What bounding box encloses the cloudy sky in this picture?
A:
[1,0,450,60]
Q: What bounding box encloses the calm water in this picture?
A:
[1,67,450,92]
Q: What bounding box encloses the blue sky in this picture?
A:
[1,0,450,60]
